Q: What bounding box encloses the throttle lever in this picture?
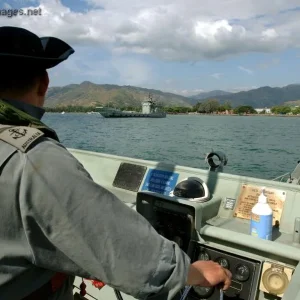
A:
[218,283,224,300]
[179,285,192,300]
[219,288,224,300]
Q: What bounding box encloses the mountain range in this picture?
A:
[45,82,300,108]
[188,90,232,104]
[197,84,300,108]
[45,81,190,108]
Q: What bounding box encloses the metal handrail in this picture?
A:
[272,172,290,182]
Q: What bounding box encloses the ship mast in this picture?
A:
[148,93,156,112]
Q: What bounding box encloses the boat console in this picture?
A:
[70,148,300,300]
[136,190,266,300]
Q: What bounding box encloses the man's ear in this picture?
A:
[37,70,49,97]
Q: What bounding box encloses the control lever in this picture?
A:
[179,286,192,300]
[219,288,224,300]
[218,283,224,300]
[114,289,124,300]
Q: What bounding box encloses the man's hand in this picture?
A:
[186,261,232,290]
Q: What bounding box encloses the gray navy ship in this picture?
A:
[97,94,166,118]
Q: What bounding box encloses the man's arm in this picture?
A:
[19,139,190,299]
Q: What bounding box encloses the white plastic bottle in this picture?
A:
[250,188,273,240]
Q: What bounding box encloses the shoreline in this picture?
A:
[167,113,300,117]
[45,112,300,117]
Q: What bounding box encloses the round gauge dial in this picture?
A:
[193,286,214,298]
[216,257,230,269]
[262,268,289,295]
[198,251,210,261]
[235,264,250,282]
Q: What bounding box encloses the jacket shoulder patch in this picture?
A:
[0,125,44,152]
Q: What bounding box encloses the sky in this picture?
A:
[1,0,300,96]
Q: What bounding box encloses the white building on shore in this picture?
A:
[255,107,271,114]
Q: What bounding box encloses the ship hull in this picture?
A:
[100,112,166,118]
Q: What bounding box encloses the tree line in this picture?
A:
[165,99,300,115]
[44,99,300,115]
[45,104,143,113]
[271,106,300,115]
[46,105,93,113]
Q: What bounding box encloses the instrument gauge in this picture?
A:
[198,251,210,261]
[216,257,230,269]
[262,268,289,295]
[235,264,250,282]
[193,286,214,298]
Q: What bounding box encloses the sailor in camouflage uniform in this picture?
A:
[0,26,231,300]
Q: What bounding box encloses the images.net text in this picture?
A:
[0,8,42,17]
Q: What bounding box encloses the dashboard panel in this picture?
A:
[136,188,296,300]
[137,191,262,299]
[188,242,261,300]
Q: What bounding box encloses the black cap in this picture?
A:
[0,26,74,69]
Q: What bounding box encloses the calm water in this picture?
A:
[43,113,300,180]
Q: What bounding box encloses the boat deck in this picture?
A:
[68,148,300,300]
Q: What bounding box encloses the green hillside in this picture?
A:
[45,82,300,109]
[45,81,191,108]
[196,84,300,107]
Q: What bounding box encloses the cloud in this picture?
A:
[168,89,205,96]
[46,45,153,87]
[229,86,258,92]
[3,2,12,8]
[257,58,280,69]
[1,0,300,62]
[211,73,222,79]
[238,66,253,74]
[111,58,153,86]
